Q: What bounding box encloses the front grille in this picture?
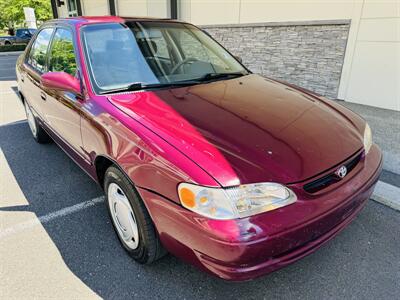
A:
[303,151,363,193]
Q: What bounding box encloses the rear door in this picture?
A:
[23,27,54,120]
[42,26,84,156]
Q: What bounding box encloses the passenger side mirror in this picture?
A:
[41,72,82,96]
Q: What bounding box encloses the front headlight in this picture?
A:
[178,182,297,220]
[363,123,373,154]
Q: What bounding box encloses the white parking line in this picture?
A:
[0,196,105,240]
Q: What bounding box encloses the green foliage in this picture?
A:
[31,43,48,70]
[49,38,77,75]
[0,44,26,52]
[0,0,52,29]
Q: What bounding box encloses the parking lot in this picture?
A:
[1,52,399,299]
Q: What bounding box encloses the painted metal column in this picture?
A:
[109,0,116,15]
[50,0,58,18]
[76,0,83,16]
[170,0,177,19]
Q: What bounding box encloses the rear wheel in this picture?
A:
[104,166,166,264]
[24,101,51,143]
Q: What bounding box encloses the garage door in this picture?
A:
[344,2,399,111]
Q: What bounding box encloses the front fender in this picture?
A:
[81,96,220,203]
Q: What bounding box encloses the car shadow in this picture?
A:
[1,118,399,298]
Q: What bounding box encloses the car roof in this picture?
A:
[47,16,184,26]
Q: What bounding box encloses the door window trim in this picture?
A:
[25,26,56,75]
[25,24,83,80]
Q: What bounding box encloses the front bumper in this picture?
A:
[138,144,382,281]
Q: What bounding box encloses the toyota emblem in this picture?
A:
[335,166,347,179]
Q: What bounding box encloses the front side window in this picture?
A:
[81,22,247,93]
[27,28,54,73]
[48,28,77,76]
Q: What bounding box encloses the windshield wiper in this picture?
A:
[100,72,247,95]
[195,72,247,82]
[100,81,200,95]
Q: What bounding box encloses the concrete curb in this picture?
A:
[371,181,400,211]
[0,51,23,56]
[382,151,400,175]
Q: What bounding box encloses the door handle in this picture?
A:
[20,75,24,82]
[40,92,47,101]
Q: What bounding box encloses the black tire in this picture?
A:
[4,41,11,45]
[24,101,51,144]
[104,166,166,264]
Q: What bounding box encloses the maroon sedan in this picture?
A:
[16,16,382,281]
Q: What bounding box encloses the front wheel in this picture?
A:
[104,166,166,264]
[24,101,51,144]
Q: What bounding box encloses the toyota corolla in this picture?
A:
[16,16,382,281]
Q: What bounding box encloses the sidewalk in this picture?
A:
[336,100,400,175]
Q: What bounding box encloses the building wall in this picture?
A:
[179,0,399,111]
[56,2,69,17]
[82,0,109,15]
[179,0,360,25]
[55,0,168,18]
[117,0,147,16]
[204,21,350,99]
[116,0,168,17]
[54,0,399,111]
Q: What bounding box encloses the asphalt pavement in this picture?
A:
[1,52,399,299]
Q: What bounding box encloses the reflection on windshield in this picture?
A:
[81,21,247,93]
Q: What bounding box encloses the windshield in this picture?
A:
[81,21,248,93]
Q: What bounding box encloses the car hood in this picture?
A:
[108,74,364,186]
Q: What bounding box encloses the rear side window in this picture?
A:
[27,28,54,73]
[48,28,77,76]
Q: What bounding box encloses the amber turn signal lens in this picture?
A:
[179,187,196,208]
[199,197,208,204]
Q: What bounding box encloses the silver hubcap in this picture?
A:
[108,183,139,249]
[25,102,37,137]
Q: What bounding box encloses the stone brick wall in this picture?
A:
[203,21,350,99]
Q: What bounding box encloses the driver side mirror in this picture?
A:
[41,72,82,97]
